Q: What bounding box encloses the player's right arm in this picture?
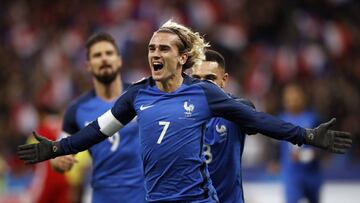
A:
[17,83,141,164]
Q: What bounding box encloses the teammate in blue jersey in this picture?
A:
[190,49,254,203]
[277,84,323,203]
[18,20,352,203]
[50,32,146,203]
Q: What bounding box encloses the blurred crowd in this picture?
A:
[0,0,359,201]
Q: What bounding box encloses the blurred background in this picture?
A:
[0,0,359,202]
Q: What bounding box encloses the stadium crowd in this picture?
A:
[0,0,359,202]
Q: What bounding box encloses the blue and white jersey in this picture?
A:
[60,74,306,202]
[204,117,245,203]
[62,89,146,203]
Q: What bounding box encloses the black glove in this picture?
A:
[17,132,64,164]
[305,118,352,154]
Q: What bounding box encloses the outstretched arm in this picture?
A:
[17,82,141,164]
[199,81,352,153]
[17,110,124,164]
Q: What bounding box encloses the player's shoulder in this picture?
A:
[125,76,154,91]
[132,76,153,86]
[228,94,256,110]
[184,73,217,86]
[184,74,223,93]
[118,77,156,101]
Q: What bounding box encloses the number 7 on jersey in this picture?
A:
[157,121,170,144]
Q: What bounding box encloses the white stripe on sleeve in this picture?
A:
[97,110,123,136]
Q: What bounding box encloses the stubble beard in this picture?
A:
[94,68,120,85]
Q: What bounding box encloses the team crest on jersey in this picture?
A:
[216,124,227,137]
[183,101,195,117]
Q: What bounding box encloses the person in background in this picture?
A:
[276,84,323,203]
[50,32,146,203]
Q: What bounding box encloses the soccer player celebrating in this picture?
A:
[18,20,352,203]
[50,32,146,203]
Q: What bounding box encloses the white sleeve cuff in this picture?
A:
[97,110,123,136]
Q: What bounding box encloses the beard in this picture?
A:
[93,68,120,85]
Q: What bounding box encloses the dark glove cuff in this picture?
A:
[51,141,65,158]
[304,129,315,145]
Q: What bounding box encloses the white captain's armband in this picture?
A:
[97,110,124,136]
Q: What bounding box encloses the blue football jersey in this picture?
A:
[132,82,217,202]
[204,117,245,203]
[62,89,146,203]
[278,111,322,203]
[278,111,320,174]
[60,74,306,202]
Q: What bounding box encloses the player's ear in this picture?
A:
[179,53,188,65]
[221,73,229,88]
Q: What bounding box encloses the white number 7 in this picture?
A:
[157,121,170,144]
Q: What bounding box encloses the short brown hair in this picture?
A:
[85,32,119,59]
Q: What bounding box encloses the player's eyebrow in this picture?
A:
[204,74,217,81]
[92,51,101,58]
[148,44,171,50]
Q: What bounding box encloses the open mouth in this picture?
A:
[153,62,164,71]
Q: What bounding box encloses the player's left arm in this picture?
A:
[231,95,257,135]
[199,81,352,153]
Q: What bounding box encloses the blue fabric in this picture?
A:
[279,111,322,203]
[205,117,245,203]
[61,88,146,203]
[60,74,306,202]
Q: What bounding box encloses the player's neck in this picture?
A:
[156,74,183,93]
[94,76,122,101]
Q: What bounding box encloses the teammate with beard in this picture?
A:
[18,20,352,203]
[50,32,146,203]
